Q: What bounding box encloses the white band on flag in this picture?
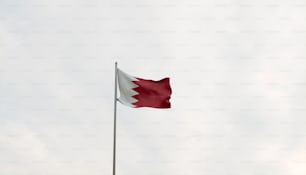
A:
[117,68,138,107]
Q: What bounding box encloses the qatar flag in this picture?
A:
[117,68,172,108]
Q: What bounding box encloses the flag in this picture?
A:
[117,68,172,108]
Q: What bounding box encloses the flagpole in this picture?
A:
[113,62,118,175]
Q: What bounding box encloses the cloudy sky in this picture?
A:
[0,0,305,174]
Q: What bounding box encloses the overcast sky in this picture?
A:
[0,0,305,174]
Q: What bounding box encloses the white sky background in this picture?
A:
[0,0,306,174]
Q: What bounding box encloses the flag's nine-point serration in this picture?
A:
[117,68,172,108]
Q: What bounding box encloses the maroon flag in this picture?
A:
[117,68,172,108]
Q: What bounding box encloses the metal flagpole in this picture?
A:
[113,62,118,175]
